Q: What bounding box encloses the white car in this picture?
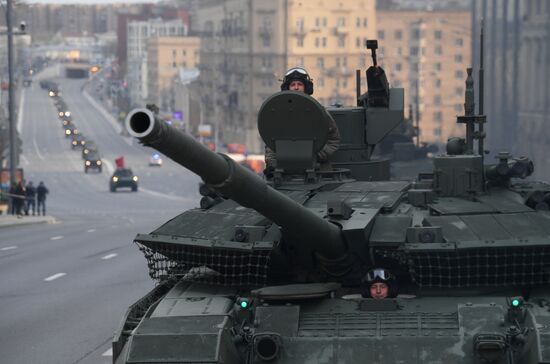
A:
[149,153,163,167]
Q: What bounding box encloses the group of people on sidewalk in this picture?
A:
[7,180,49,217]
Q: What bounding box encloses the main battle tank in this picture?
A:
[113,43,550,364]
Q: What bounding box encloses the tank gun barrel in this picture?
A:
[125,108,347,258]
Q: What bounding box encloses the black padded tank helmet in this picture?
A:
[280,67,314,95]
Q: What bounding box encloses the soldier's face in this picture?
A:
[370,283,389,299]
[289,80,305,92]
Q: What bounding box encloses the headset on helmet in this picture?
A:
[280,67,314,95]
[361,268,398,298]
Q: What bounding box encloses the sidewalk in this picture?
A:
[0,214,57,228]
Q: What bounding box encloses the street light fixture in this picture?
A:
[2,0,26,185]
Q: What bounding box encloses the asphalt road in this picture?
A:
[0,67,201,364]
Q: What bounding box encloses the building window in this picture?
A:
[322,37,327,47]
[434,128,442,136]
[296,17,304,31]
[435,46,442,55]
[359,56,367,68]
[172,61,177,68]
[434,95,442,106]
[318,77,325,87]
[315,37,320,48]
[412,63,419,72]
[394,63,402,72]
[356,17,361,27]
[363,18,368,27]
[455,38,464,47]
[455,54,463,63]
[435,79,442,88]
[317,57,325,69]
[378,30,385,39]
[394,30,402,40]
[395,47,402,56]
[434,62,442,71]
[322,18,328,27]
[434,111,443,122]
[434,30,442,40]
[455,70,464,79]
[410,46,419,56]
[356,37,361,48]
[297,37,304,47]
[393,79,402,87]
[263,36,271,47]
[455,104,463,113]
[412,28,421,39]
[455,87,463,96]
[182,50,187,56]
[315,17,320,27]
[172,49,177,57]
[338,36,346,48]
[343,79,348,88]
[337,17,346,27]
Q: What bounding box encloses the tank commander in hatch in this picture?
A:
[264,67,341,171]
[361,268,397,299]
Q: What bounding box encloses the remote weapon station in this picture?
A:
[114,40,550,363]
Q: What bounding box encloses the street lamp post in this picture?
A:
[6,0,16,186]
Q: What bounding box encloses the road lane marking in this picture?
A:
[44,273,66,281]
[33,131,45,161]
[1,246,17,251]
[87,229,96,233]
[50,235,64,240]
[102,348,113,357]
[101,253,117,260]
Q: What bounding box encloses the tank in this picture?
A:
[112,43,550,364]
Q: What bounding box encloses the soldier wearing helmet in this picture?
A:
[265,67,341,171]
[361,268,398,299]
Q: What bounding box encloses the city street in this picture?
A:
[0,68,200,364]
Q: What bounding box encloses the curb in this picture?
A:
[0,216,58,229]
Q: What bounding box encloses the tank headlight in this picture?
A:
[112,176,119,182]
[132,176,139,182]
[97,160,102,165]
[84,150,89,154]
[72,141,77,145]
[65,130,71,135]
[58,111,64,117]
[85,161,91,166]
[65,111,71,117]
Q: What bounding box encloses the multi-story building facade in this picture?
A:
[147,36,201,108]
[471,0,549,182]
[377,10,471,146]
[194,0,376,153]
[516,0,550,182]
[126,18,188,105]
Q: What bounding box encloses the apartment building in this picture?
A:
[127,18,188,105]
[516,0,550,181]
[194,0,376,153]
[377,10,471,146]
[147,36,201,108]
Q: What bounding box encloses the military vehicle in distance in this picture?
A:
[114,41,550,363]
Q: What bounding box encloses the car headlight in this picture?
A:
[112,176,119,182]
[85,161,91,166]
[97,160,102,165]
[132,176,139,182]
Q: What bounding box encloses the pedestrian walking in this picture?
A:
[25,181,36,216]
[14,181,26,217]
[36,181,49,216]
